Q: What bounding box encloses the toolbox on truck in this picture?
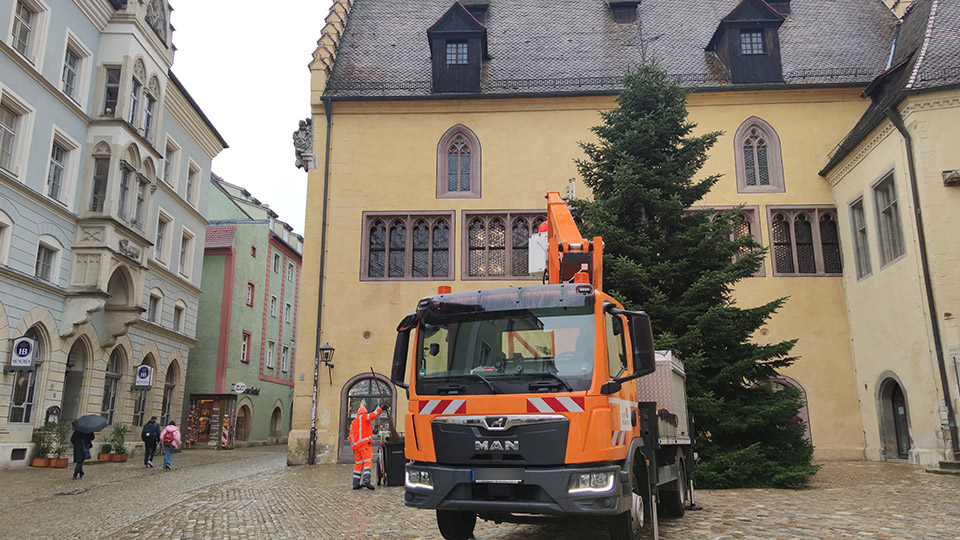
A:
[636,351,691,443]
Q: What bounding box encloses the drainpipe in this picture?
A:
[884,105,960,458]
[309,97,334,465]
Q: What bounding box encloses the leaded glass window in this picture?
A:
[447,136,471,192]
[464,212,545,279]
[344,377,394,442]
[743,129,769,187]
[772,214,794,274]
[770,208,842,276]
[364,214,453,279]
[437,126,481,198]
[820,214,842,274]
[735,118,783,193]
[388,221,406,278]
[368,220,386,278]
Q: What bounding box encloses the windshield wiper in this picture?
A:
[526,372,573,392]
[446,373,500,394]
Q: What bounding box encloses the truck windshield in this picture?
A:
[416,306,595,394]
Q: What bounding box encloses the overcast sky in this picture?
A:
[170,1,334,235]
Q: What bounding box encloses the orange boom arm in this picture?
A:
[545,191,603,291]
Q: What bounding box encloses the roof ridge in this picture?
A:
[906,0,938,89]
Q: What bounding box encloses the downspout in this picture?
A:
[309,97,334,465]
[884,105,960,458]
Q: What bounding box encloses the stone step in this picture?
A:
[925,467,960,476]
[938,460,960,471]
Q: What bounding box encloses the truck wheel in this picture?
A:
[608,466,645,540]
[661,457,687,518]
[436,510,477,540]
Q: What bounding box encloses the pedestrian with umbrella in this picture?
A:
[71,414,108,480]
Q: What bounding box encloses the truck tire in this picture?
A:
[608,461,647,540]
[660,456,687,518]
[436,510,477,540]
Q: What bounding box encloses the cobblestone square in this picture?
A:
[2,446,958,539]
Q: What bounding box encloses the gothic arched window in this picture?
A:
[437,124,481,198]
[768,207,842,276]
[363,213,454,280]
[734,117,784,193]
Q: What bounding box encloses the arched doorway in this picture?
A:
[9,326,46,425]
[338,374,395,462]
[160,362,178,426]
[879,378,911,459]
[770,377,812,442]
[106,267,132,306]
[270,407,282,439]
[61,339,88,423]
[235,404,251,441]
[132,354,156,426]
[101,349,125,424]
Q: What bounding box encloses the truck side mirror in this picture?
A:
[392,313,418,395]
[627,311,655,378]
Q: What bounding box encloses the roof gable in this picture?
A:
[427,2,485,35]
[707,0,785,51]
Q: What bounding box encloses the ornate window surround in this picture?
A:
[360,211,455,281]
[436,124,481,199]
[461,210,546,281]
[734,116,785,193]
[766,205,842,277]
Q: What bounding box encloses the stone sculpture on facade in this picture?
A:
[293,118,314,171]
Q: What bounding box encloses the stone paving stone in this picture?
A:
[4,448,960,540]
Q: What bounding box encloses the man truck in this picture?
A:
[390,192,695,540]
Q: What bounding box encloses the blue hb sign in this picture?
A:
[135,365,154,388]
[10,337,35,368]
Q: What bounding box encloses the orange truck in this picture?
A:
[390,192,695,540]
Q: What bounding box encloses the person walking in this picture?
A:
[141,416,161,468]
[70,430,94,480]
[160,421,181,470]
[348,402,387,490]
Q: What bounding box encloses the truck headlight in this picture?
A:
[405,468,434,490]
[567,471,616,493]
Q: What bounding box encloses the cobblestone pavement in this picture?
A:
[3,446,959,539]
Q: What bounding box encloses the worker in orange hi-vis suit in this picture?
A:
[348,403,387,490]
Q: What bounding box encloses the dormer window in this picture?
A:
[446,41,468,64]
[740,31,764,55]
[427,3,488,93]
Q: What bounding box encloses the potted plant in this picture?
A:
[49,421,71,468]
[109,424,129,462]
[98,441,112,461]
[31,423,55,467]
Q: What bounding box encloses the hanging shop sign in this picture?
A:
[5,337,36,372]
[135,365,154,388]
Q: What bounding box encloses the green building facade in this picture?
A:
[184,176,303,447]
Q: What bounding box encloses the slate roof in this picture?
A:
[820,0,960,174]
[325,0,897,97]
[204,226,236,249]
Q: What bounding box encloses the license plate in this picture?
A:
[473,468,523,484]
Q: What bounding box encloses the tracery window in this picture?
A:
[362,212,453,280]
[734,117,784,193]
[463,212,545,279]
[437,125,481,198]
[768,207,842,276]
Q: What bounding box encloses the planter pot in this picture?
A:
[49,458,69,468]
[111,453,128,462]
[31,457,50,467]
[97,453,110,461]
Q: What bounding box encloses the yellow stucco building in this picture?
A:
[288,0,958,467]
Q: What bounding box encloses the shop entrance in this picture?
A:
[187,395,237,449]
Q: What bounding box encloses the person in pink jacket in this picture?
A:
[160,421,181,470]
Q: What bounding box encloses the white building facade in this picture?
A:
[0,0,226,466]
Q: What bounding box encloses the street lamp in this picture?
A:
[309,342,335,465]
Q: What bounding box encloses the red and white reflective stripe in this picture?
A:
[611,430,629,446]
[526,396,585,414]
[418,399,466,415]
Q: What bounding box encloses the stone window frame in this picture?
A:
[266,340,277,370]
[100,65,122,117]
[240,331,251,363]
[281,345,290,373]
[848,195,872,281]
[734,116,784,194]
[44,126,80,208]
[270,295,278,317]
[766,205,843,277]
[686,205,765,277]
[0,210,12,265]
[461,210,546,281]
[185,159,200,208]
[436,124,481,199]
[154,208,173,265]
[179,226,195,279]
[9,0,50,67]
[101,347,125,425]
[284,302,292,323]
[162,137,180,189]
[245,282,255,307]
[34,234,62,283]
[147,287,163,323]
[871,170,907,269]
[60,29,93,107]
[360,211,455,281]
[0,85,36,179]
[173,300,186,333]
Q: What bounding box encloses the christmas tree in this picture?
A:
[573,65,818,488]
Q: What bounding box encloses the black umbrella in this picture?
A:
[72,414,109,434]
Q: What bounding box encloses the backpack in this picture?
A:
[142,423,158,441]
[161,428,175,444]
